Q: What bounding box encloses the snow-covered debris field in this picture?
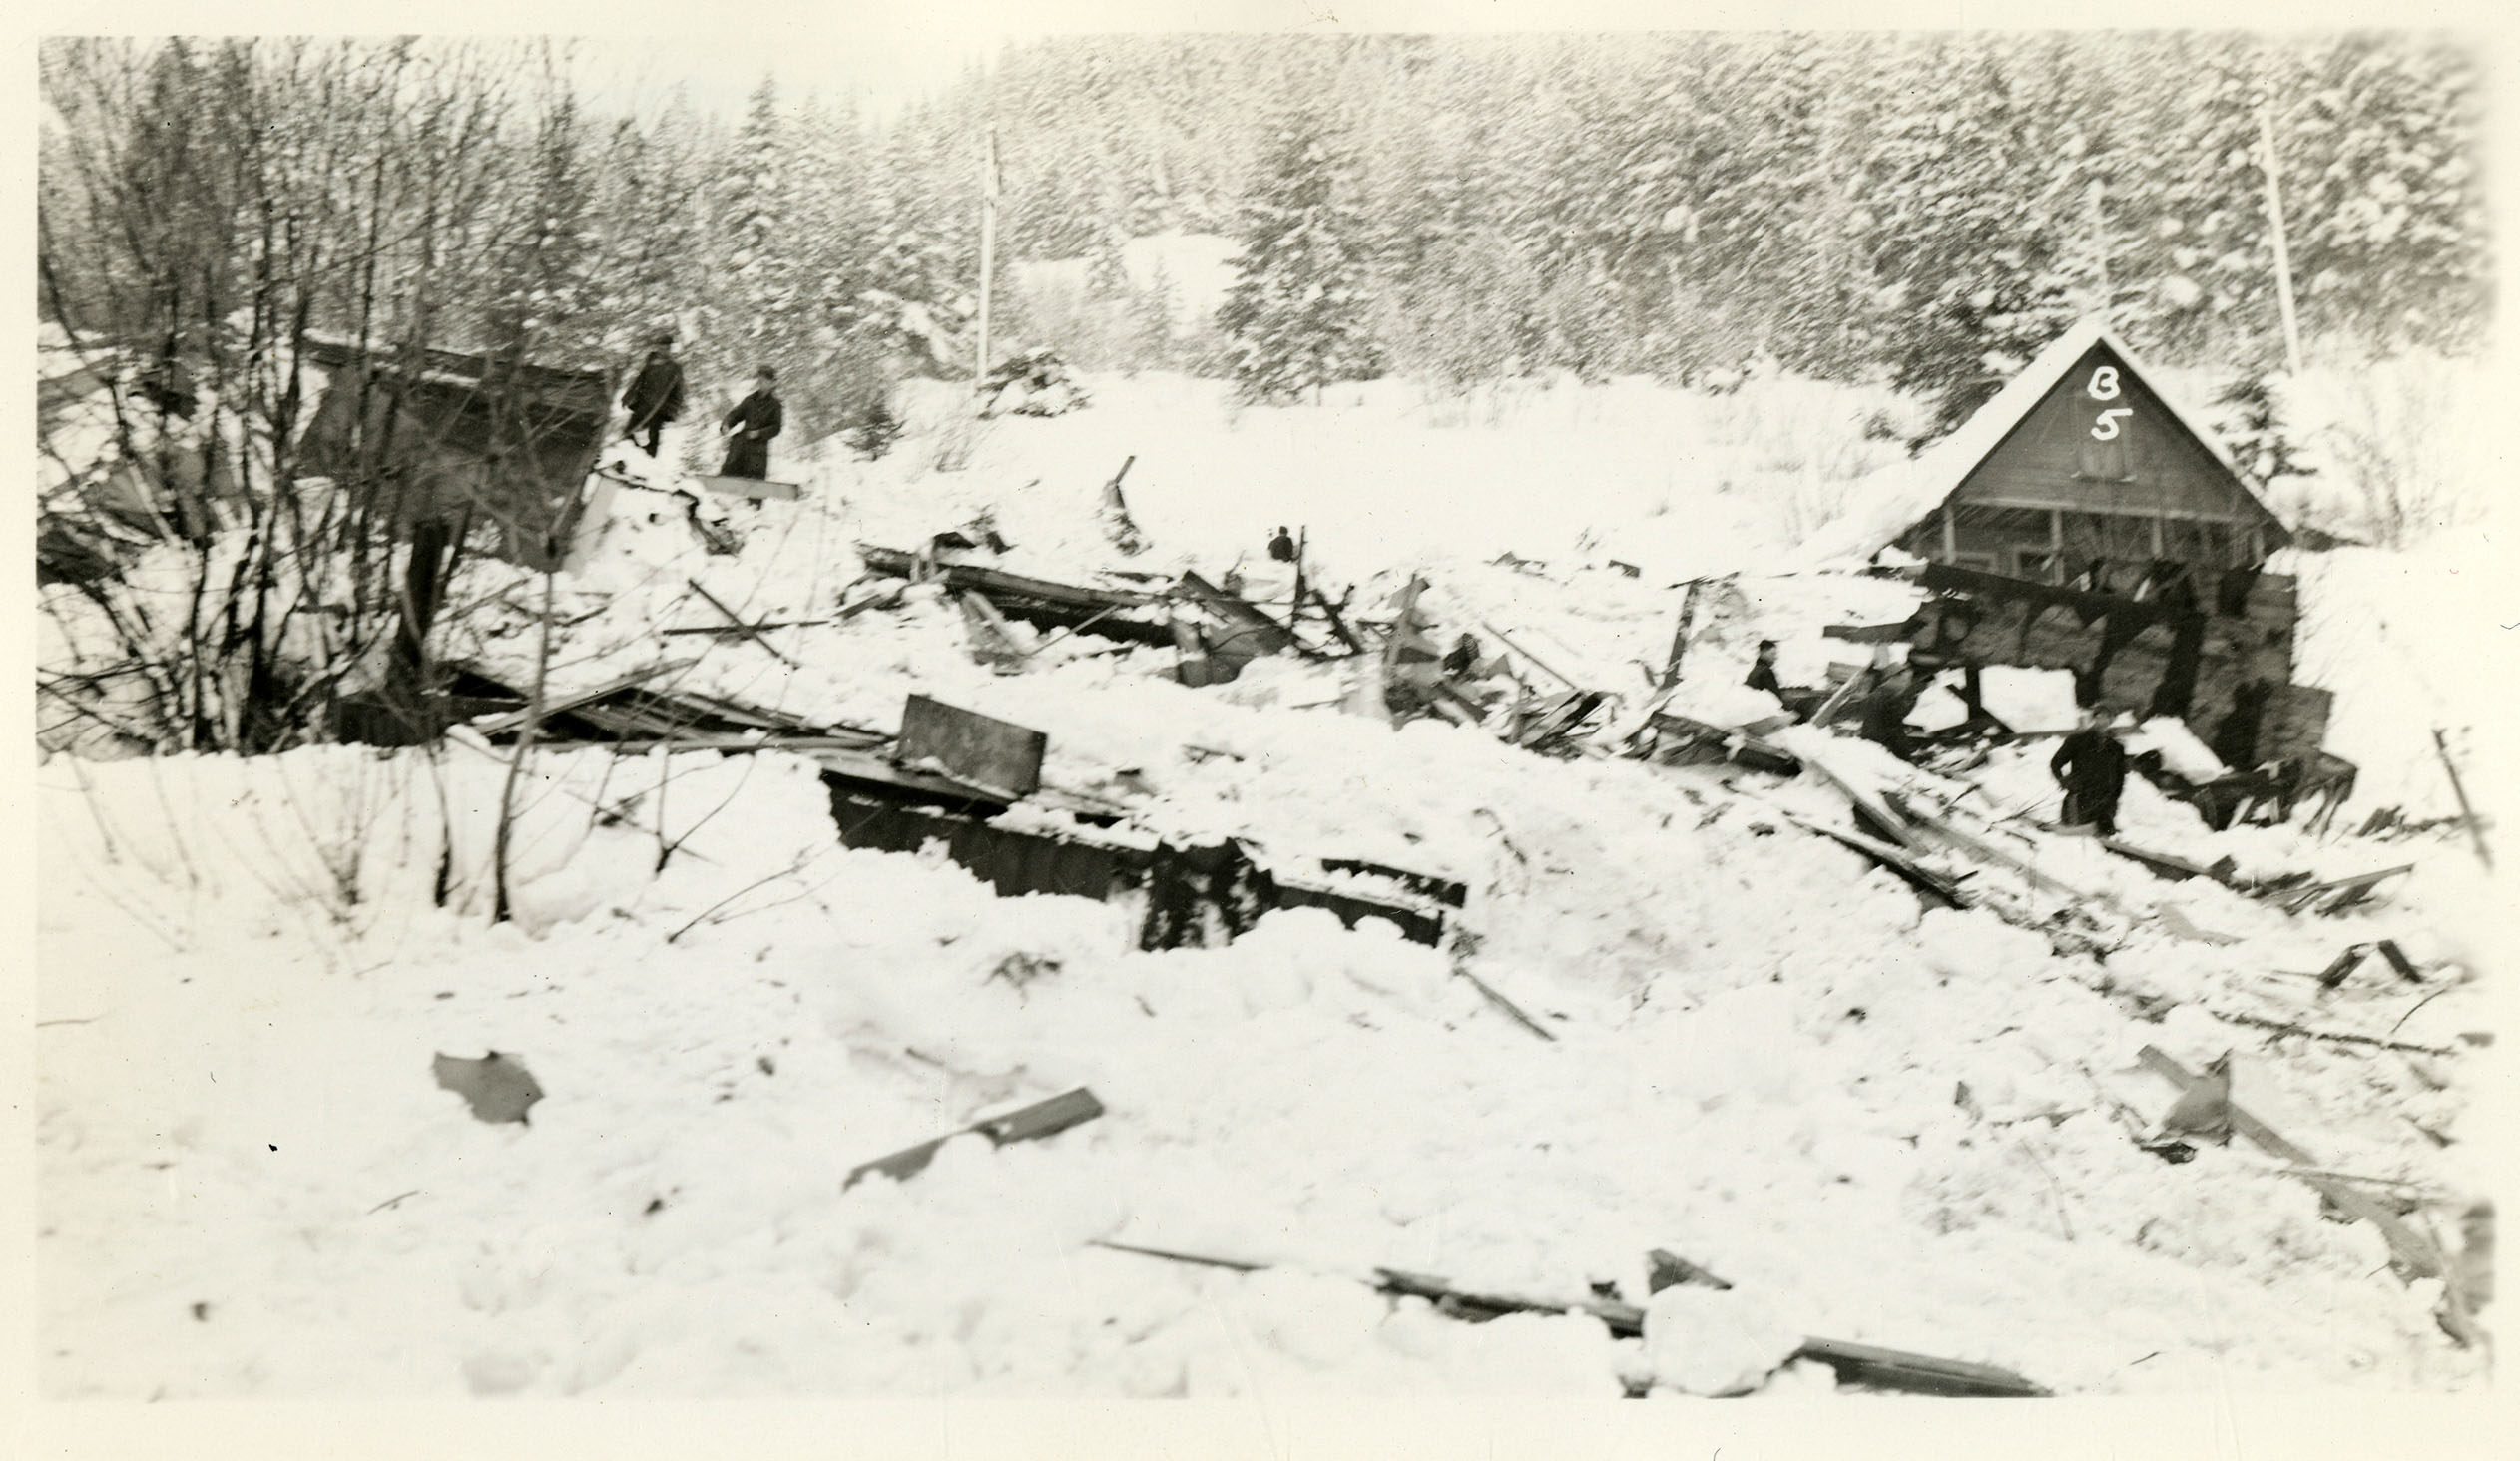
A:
[36,368,2500,1399]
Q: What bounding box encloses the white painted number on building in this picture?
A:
[2091,407,2134,441]
[2087,366,2121,400]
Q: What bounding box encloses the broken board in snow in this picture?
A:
[697,473,800,502]
[897,694,1046,800]
[844,1087,1105,1189]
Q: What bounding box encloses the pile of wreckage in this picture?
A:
[430,510,2489,1377]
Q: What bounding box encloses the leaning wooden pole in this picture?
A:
[2431,727,2493,870]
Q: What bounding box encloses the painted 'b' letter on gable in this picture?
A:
[1943,326,2284,541]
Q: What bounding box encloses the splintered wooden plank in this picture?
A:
[2100,838,2232,884]
[898,693,1046,799]
[843,1087,1105,1190]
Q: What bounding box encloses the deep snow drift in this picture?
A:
[34,368,2501,1400]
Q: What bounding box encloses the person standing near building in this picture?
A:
[2051,710,2133,836]
[720,366,784,480]
[620,334,686,457]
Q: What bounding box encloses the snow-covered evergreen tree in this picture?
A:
[1217,112,1384,403]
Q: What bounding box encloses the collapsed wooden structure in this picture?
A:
[1834,317,2328,766]
[458,669,1459,953]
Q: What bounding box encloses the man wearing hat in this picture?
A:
[621,334,687,457]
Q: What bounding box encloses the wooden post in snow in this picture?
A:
[2257,101,2306,379]
[2432,727,2493,870]
[1661,580,1704,690]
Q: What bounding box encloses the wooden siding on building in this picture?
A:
[1951,342,2272,528]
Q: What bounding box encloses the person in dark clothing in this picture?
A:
[1267,526,1297,563]
[1858,665,1919,761]
[2210,678,2273,772]
[620,335,686,457]
[720,366,784,479]
[2051,712,2133,836]
[1745,639,1782,696]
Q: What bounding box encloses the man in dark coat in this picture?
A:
[1744,639,1781,696]
[2051,711,2133,836]
[720,366,784,480]
[620,334,686,457]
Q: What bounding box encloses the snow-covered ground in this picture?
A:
[32,367,2507,1409]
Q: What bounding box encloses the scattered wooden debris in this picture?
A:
[686,579,799,667]
[844,1087,1105,1190]
[2257,864,2416,916]
[468,660,694,738]
[857,546,1174,646]
[2136,1046,2460,1317]
[2218,1012,2454,1057]
[2314,941,2423,991]
[661,617,830,638]
[1177,569,1296,657]
[1647,711,1800,775]
[1092,1243,2049,1396]
[958,591,1032,671]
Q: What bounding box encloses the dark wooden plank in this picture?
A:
[843,1087,1105,1190]
[897,694,1046,799]
[1791,1337,2050,1397]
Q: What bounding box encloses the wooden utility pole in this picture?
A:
[2256,101,2306,378]
[2084,179,2111,310]
[976,125,1000,403]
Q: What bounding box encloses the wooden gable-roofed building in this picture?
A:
[1886,316,2290,580]
[1822,317,2327,771]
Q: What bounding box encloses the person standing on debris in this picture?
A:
[1267,526,1297,563]
[1745,639,1782,696]
[720,366,784,480]
[621,334,686,457]
[2051,710,2133,836]
[1859,663,1920,761]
